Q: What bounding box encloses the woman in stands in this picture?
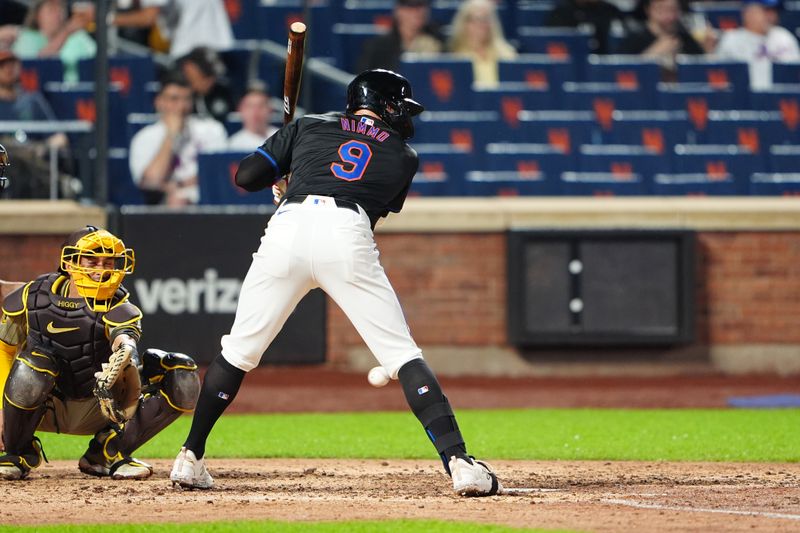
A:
[11,0,95,83]
[447,0,517,88]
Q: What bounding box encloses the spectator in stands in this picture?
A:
[447,0,516,87]
[357,0,444,73]
[178,47,235,124]
[546,0,627,54]
[618,0,706,76]
[228,82,279,151]
[715,0,800,90]
[129,72,227,207]
[0,48,55,122]
[11,0,95,83]
[98,0,234,60]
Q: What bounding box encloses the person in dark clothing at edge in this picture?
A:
[546,0,627,54]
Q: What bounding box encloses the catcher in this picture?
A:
[0,225,201,480]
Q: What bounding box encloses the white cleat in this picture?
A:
[170,447,214,490]
[450,456,502,497]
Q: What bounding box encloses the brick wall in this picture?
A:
[4,231,800,363]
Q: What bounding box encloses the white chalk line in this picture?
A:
[501,487,563,494]
[602,498,800,521]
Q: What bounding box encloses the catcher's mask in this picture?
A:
[0,143,9,191]
[59,226,135,312]
[345,69,424,140]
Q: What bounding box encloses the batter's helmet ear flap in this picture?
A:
[346,69,425,140]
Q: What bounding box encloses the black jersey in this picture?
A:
[258,112,419,225]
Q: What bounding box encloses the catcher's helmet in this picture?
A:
[60,225,135,312]
[0,143,9,191]
[346,69,424,140]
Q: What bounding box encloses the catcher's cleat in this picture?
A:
[0,438,47,481]
[78,453,152,479]
[170,447,214,490]
[449,456,502,497]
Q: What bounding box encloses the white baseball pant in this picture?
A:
[221,195,423,378]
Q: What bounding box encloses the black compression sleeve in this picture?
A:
[234,152,278,192]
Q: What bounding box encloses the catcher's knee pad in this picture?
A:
[398,358,464,457]
[3,351,57,410]
[142,348,200,412]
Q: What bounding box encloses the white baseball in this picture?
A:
[368,366,390,387]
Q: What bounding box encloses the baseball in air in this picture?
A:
[368,366,390,387]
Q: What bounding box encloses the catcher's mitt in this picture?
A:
[93,343,138,425]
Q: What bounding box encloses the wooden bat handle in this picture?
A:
[283,21,307,125]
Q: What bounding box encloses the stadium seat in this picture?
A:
[562,83,649,132]
[517,110,600,152]
[750,85,800,135]
[604,110,689,150]
[42,82,127,148]
[464,143,565,196]
[691,2,741,31]
[107,148,145,206]
[409,144,474,196]
[675,56,750,104]
[342,1,394,26]
[78,56,157,113]
[652,173,740,196]
[198,152,261,205]
[498,55,575,91]
[575,144,665,195]
[515,27,593,64]
[671,144,759,194]
[771,62,800,84]
[749,173,800,195]
[19,58,63,91]
[399,57,473,111]
[472,83,554,125]
[414,110,502,153]
[702,110,799,157]
[331,23,389,73]
[584,55,662,101]
[658,83,748,139]
[224,0,261,39]
[768,144,800,173]
[516,1,555,28]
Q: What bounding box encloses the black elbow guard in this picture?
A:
[234,152,276,192]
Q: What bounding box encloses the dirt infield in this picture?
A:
[3,459,799,532]
[3,370,798,531]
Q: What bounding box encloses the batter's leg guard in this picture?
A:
[398,358,468,475]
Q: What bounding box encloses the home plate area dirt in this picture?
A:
[2,459,799,532]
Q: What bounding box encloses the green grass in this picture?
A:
[35,408,800,463]
[0,521,573,533]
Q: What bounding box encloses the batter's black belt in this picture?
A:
[283,195,361,215]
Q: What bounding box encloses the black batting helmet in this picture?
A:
[0,143,9,191]
[346,69,424,140]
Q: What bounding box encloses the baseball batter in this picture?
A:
[171,69,501,496]
[0,225,201,480]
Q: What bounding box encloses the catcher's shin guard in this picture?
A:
[109,349,200,456]
[398,358,467,475]
[2,351,56,454]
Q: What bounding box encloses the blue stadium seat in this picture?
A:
[107,148,144,206]
[675,57,750,105]
[198,152,261,205]
[771,62,800,84]
[331,23,388,73]
[702,110,798,156]
[414,110,502,153]
[652,173,740,196]
[398,58,473,111]
[517,110,600,152]
[516,1,555,28]
[224,0,261,39]
[690,3,741,31]
[779,6,800,35]
[605,110,689,149]
[42,82,127,148]
[19,58,63,90]
[472,83,554,125]
[585,55,662,101]
[516,27,593,64]
[409,144,474,196]
[257,0,306,43]
[750,173,800,195]
[464,143,565,196]
[498,55,574,90]
[78,56,156,113]
[769,145,800,173]
[658,82,748,112]
[671,144,759,194]
[575,144,665,195]
[342,1,394,26]
[562,82,649,112]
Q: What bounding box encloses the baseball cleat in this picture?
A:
[79,452,153,479]
[0,461,28,480]
[449,456,502,497]
[170,447,214,489]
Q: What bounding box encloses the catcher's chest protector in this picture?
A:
[25,273,124,399]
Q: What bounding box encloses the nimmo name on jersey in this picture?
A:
[134,269,241,315]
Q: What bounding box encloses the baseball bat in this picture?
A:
[283,21,307,125]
